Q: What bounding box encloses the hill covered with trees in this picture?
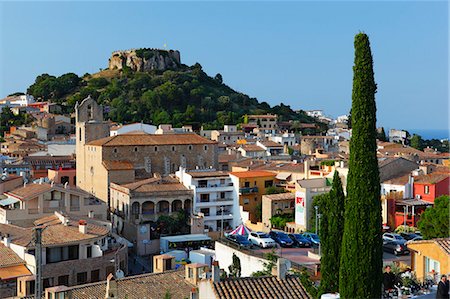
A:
[26,51,326,131]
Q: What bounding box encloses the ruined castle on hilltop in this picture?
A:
[108,48,181,72]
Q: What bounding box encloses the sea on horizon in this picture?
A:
[407,129,450,140]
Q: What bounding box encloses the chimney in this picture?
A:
[79,219,87,234]
[211,261,220,282]
[275,258,287,280]
[3,234,11,247]
[190,287,198,299]
[104,273,118,299]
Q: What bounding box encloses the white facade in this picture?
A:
[0,94,35,107]
[389,129,408,144]
[305,110,323,118]
[176,168,239,231]
[110,123,157,136]
[336,115,349,124]
[269,133,296,146]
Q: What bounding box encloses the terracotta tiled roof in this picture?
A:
[383,174,410,185]
[260,141,283,148]
[0,215,109,247]
[102,160,134,170]
[212,275,311,299]
[118,177,190,193]
[300,135,334,139]
[0,224,31,247]
[65,270,195,299]
[187,171,229,178]
[34,215,109,246]
[87,133,216,146]
[6,183,52,200]
[0,243,25,267]
[229,170,276,178]
[241,144,265,152]
[414,173,450,184]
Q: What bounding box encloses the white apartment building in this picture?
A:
[176,168,238,231]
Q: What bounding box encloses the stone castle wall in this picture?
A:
[108,48,181,72]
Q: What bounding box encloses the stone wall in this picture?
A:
[109,49,181,72]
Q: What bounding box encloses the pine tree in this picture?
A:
[339,33,383,298]
[319,171,345,295]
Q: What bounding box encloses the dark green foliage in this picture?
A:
[320,160,335,167]
[410,134,424,150]
[7,92,25,96]
[339,33,383,298]
[251,249,278,277]
[347,109,352,129]
[228,253,242,277]
[157,210,190,235]
[422,138,449,153]
[270,213,294,229]
[0,107,30,137]
[319,171,345,296]
[255,202,263,222]
[26,61,324,131]
[417,195,449,239]
[308,194,327,233]
[265,186,288,195]
[293,269,319,298]
[27,73,82,102]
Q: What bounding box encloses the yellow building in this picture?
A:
[229,171,277,223]
[407,238,450,281]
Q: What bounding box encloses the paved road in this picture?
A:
[252,246,411,267]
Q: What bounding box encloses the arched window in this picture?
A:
[171,200,182,212]
[157,201,170,214]
[131,202,140,219]
[142,201,155,215]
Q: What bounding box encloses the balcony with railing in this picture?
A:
[239,187,258,194]
[196,182,234,192]
[196,198,234,207]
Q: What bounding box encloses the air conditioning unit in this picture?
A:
[415,194,422,199]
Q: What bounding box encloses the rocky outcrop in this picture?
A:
[108,48,181,72]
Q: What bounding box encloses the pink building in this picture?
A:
[48,168,76,187]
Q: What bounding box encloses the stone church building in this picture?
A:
[75,96,218,204]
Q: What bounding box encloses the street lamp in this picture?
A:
[314,206,319,235]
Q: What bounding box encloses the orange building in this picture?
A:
[229,171,277,223]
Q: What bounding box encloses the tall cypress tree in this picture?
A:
[319,171,345,295]
[339,33,382,298]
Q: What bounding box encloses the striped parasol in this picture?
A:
[227,224,252,236]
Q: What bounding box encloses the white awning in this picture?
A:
[0,197,19,206]
[276,172,292,180]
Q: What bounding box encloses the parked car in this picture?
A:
[288,234,312,248]
[226,234,253,249]
[269,231,294,247]
[248,232,276,248]
[382,240,410,256]
[383,233,406,244]
[400,233,423,241]
[301,233,320,246]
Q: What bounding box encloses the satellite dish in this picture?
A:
[115,269,125,279]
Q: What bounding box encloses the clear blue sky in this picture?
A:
[0,1,448,131]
